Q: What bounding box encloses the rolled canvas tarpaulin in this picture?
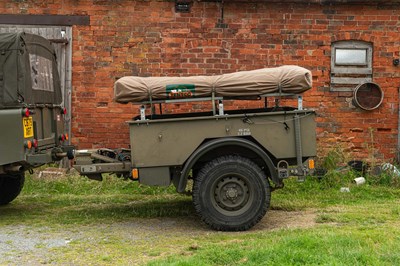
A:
[114,65,312,104]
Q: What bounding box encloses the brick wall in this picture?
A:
[1,0,399,162]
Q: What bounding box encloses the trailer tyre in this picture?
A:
[193,155,270,231]
[0,173,25,205]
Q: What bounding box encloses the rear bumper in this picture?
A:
[26,145,75,165]
[0,145,75,174]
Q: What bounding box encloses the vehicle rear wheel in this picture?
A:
[0,173,25,205]
[193,155,270,231]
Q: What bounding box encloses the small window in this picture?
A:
[331,41,373,91]
[335,49,367,66]
[29,54,54,92]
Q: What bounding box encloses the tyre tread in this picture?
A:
[0,173,25,205]
[193,155,270,231]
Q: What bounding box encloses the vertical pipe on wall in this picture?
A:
[65,27,72,147]
[397,86,400,162]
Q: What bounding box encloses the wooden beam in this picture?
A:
[331,77,372,85]
[331,67,372,75]
[0,14,89,26]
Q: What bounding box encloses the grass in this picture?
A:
[0,173,193,226]
[148,227,400,266]
[1,170,400,265]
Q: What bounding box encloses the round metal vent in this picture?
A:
[353,82,383,111]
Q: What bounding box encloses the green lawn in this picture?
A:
[1,171,400,265]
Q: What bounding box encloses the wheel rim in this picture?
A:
[212,173,252,216]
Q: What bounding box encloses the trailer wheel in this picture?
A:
[0,173,25,205]
[193,155,270,231]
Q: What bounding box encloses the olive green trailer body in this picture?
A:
[75,97,316,231]
[129,108,316,190]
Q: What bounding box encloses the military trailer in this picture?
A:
[0,32,74,205]
[74,66,317,231]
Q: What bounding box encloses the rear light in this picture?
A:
[308,159,315,169]
[22,108,31,117]
[131,168,139,180]
[25,140,32,149]
[59,133,69,142]
[33,139,38,148]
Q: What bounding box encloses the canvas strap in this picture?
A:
[0,50,6,104]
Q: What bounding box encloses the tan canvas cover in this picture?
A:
[114,65,312,104]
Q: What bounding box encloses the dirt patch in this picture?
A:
[254,210,317,231]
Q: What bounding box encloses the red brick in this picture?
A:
[2,1,398,159]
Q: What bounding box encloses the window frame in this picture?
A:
[330,40,373,91]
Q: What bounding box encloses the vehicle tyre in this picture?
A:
[193,155,271,231]
[0,173,25,205]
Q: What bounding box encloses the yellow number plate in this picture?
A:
[23,117,34,138]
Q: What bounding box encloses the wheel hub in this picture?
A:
[214,176,250,212]
[226,187,238,200]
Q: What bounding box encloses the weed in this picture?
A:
[368,165,400,188]
[317,141,400,189]
[320,169,359,189]
[321,146,347,171]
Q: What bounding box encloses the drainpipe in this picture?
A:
[398,86,400,162]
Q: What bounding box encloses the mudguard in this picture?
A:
[177,137,279,193]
